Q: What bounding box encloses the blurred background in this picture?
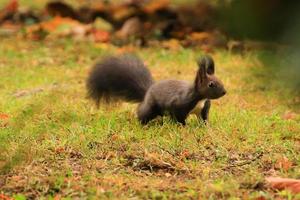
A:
[0,0,299,90]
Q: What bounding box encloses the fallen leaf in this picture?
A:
[91,29,110,43]
[275,156,293,171]
[143,0,170,14]
[53,194,61,200]
[185,31,227,49]
[4,0,18,13]
[190,32,213,41]
[0,0,18,20]
[266,177,300,194]
[0,113,10,128]
[0,21,20,36]
[111,134,119,141]
[55,147,65,154]
[254,196,267,200]
[180,149,190,159]
[25,16,85,40]
[116,45,137,54]
[0,193,12,200]
[161,39,181,50]
[10,175,22,182]
[0,113,9,120]
[282,111,298,120]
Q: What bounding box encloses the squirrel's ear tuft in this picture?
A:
[197,56,206,69]
[205,55,215,74]
[197,55,215,75]
[197,56,207,81]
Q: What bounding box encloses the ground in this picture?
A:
[0,37,299,200]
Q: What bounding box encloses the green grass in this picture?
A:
[0,37,299,199]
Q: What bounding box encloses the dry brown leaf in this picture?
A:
[143,0,170,14]
[143,151,175,170]
[274,156,293,171]
[186,31,226,49]
[282,111,298,120]
[0,113,9,120]
[111,134,119,141]
[180,149,190,159]
[201,44,214,53]
[162,39,181,50]
[41,17,80,32]
[0,0,19,16]
[116,45,137,54]
[55,147,65,154]
[53,195,61,200]
[0,113,10,128]
[25,16,83,40]
[266,177,300,194]
[91,29,110,43]
[0,0,18,22]
[190,32,213,41]
[0,193,12,200]
[254,196,267,200]
[4,0,18,13]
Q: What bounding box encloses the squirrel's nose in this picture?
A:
[222,90,226,95]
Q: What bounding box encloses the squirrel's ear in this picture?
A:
[205,55,215,74]
[197,56,207,81]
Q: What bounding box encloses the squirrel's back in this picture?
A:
[86,54,154,104]
[145,80,194,108]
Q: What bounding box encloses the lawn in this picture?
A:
[0,37,299,199]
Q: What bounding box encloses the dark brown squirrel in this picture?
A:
[86,54,226,125]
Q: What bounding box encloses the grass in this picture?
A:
[0,37,299,199]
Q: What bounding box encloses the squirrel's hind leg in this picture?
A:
[137,102,161,125]
[172,110,187,125]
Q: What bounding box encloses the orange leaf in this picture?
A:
[0,113,9,120]
[116,45,137,54]
[54,195,61,200]
[266,177,300,194]
[91,29,110,43]
[3,0,18,13]
[161,39,181,50]
[180,149,190,159]
[111,134,119,141]
[55,147,65,154]
[282,111,298,120]
[0,194,12,200]
[274,156,293,171]
[143,0,170,14]
[254,197,267,200]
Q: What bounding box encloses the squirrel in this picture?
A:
[86,54,226,125]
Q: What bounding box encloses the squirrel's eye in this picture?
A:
[208,81,215,88]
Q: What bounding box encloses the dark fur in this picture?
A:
[86,54,226,125]
[201,100,211,121]
[87,54,154,106]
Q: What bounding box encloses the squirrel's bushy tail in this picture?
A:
[87,54,154,104]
